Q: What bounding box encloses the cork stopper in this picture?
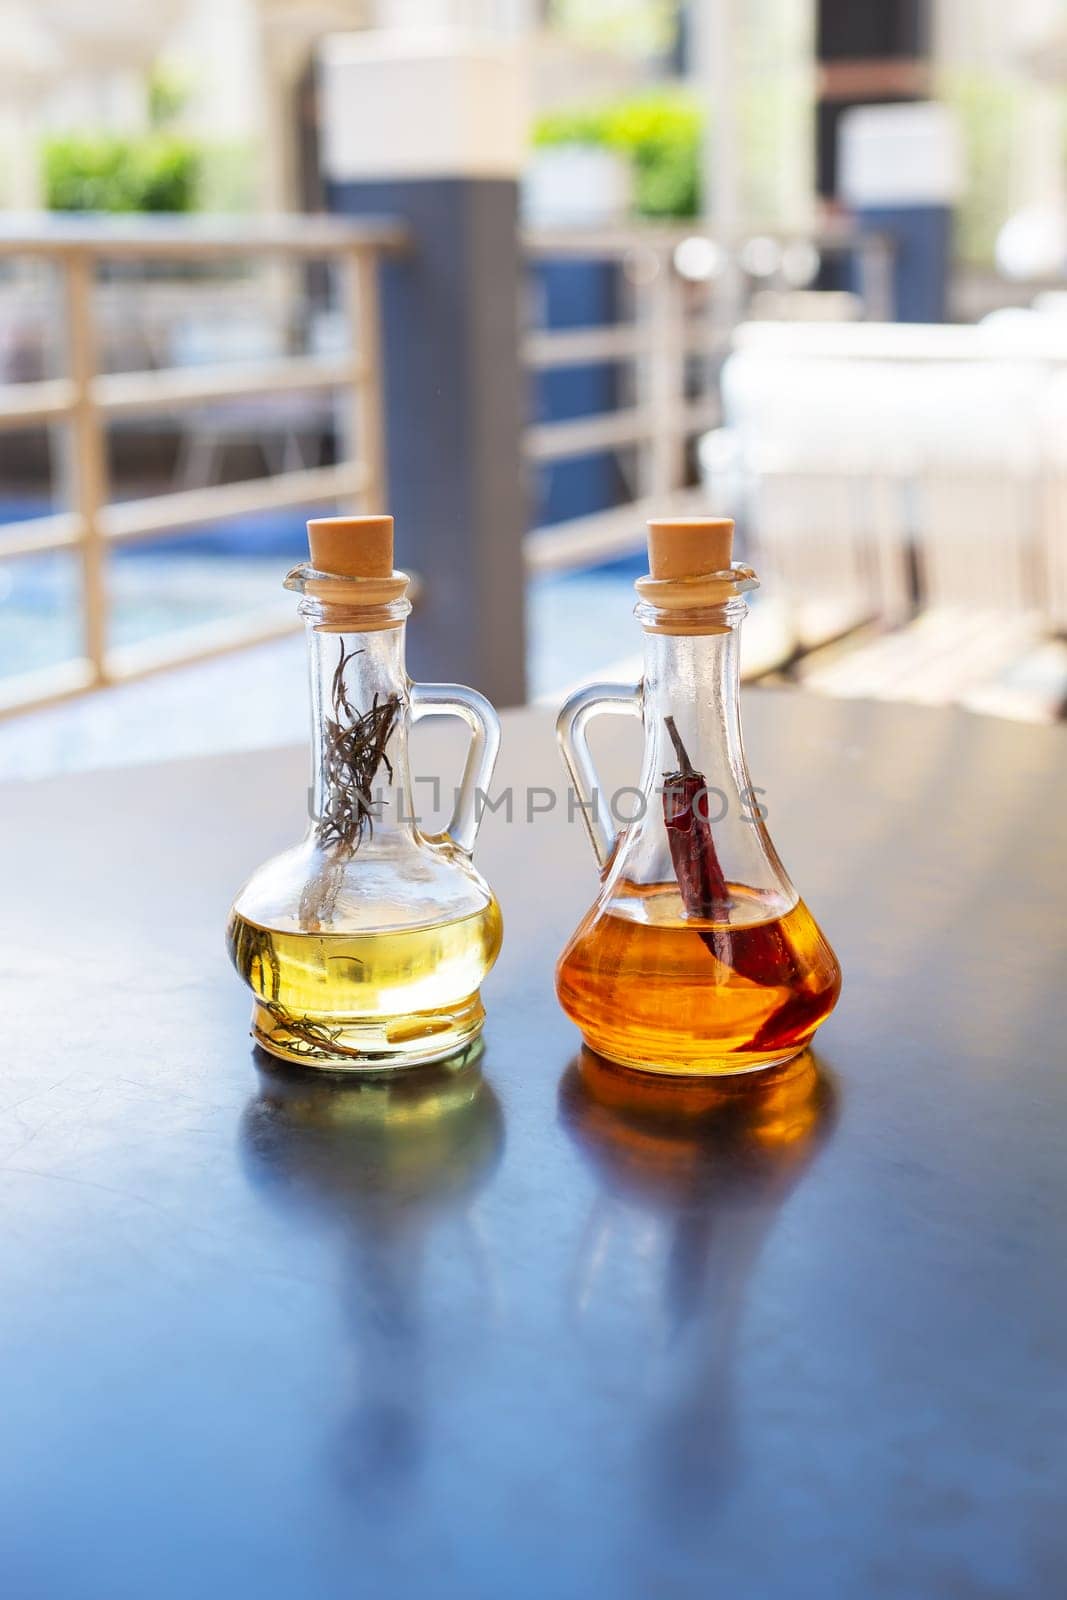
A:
[647,517,734,580]
[307,515,394,579]
[295,514,410,631]
[636,514,756,635]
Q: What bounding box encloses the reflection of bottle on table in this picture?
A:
[560,1048,837,1520]
[241,1051,504,1498]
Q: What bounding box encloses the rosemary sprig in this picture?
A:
[317,642,399,851]
[299,639,402,930]
[256,999,389,1062]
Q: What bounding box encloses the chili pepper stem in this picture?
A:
[664,715,696,777]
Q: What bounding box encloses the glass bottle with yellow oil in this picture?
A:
[555,517,840,1076]
[227,515,502,1070]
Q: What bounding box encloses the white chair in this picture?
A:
[713,323,1062,716]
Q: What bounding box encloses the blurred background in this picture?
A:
[2,0,1067,777]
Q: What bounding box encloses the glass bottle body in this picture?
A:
[228,616,502,1070]
[556,604,840,1075]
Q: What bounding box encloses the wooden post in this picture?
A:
[690,0,745,332]
[348,248,387,516]
[644,245,687,502]
[63,250,109,685]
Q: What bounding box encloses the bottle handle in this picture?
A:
[410,682,501,856]
[556,681,643,870]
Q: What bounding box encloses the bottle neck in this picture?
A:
[305,621,414,845]
[587,594,796,913]
[639,612,748,800]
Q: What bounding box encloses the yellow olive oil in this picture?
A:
[227,900,503,1069]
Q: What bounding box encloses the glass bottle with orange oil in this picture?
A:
[555,516,840,1076]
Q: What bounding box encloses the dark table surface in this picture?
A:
[1,691,1066,1600]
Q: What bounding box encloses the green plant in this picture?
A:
[42,134,200,214]
[533,91,703,219]
[195,141,258,213]
[147,65,191,130]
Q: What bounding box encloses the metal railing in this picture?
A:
[521,220,893,576]
[0,215,406,718]
[0,214,890,720]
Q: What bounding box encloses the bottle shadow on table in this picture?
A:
[239,1042,504,1501]
[558,1047,838,1526]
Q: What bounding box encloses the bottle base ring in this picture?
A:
[250,994,486,1073]
[577,1036,808,1078]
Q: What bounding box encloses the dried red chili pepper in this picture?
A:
[745,987,818,1053]
[662,716,730,921]
[662,717,813,1044]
